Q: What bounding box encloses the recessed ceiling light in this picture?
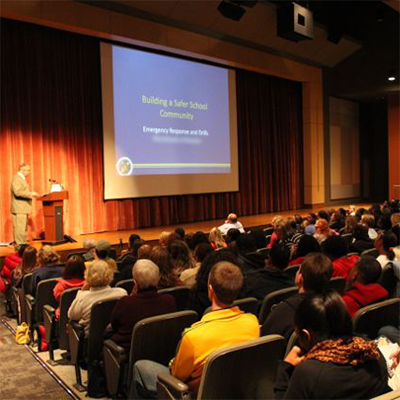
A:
[388,76,396,81]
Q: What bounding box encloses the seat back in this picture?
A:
[327,277,346,295]
[35,278,59,324]
[158,287,191,311]
[87,298,119,363]
[198,335,285,400]
[259,286,298,324]
[353,298,400,339]
[284,331,299,358]
[116,279,134,294]
[203,298,258,316]
[379,263,397,298]
[361,248,379,258]
[58,287,81,349]
[22,273,33,296]
[284,265,300,279]
[128,311,198,385]
[341,233,353,245]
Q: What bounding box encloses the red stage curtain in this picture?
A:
[0,19,303,242]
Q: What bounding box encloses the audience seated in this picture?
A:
[31,245,64,294]
[276,220,302,251]
[250,228,268,249]
[261,253,332,341]
[236,233,265,272]
[225,228,241,246]
[268,216,285,248]
[85,240,118,273]
[288,235,321,266]
[274,291,391,399]
[11,245,38,289]
[174,227,185,240]
[243,243,294,301]
[117,234,141,262]
[187,248,239,316]
[82,239,97,262]
[321,236,359,279]
[376,231,398,269]
[341,215,359,235]
[168,240,196,276]
[149,246,181,289]
[68,260,126,337]
[208,227,227,250]
[132,261,260,399]
[342,256,388,318]
[349,224,374,254]
[180,242,213,288]
[329,210,345,231]
[304,213,317,235]
[110,259,176,350]
[218,213,245,235]
[189,231,210,251]
[53,255,85,319]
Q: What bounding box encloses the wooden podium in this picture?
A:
[38,191,69,245]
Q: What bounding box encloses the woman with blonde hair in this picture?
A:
[68,260,126,337]
[31,245,64,294]
[209,227,227,250]
[268,216,285,248]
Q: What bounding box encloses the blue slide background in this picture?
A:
[112,45,231,176]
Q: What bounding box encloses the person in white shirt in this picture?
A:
[361,214,378,240]
[218,213,245,235]
[68,260,126,336]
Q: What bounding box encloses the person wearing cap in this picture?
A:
[85,240,117,272]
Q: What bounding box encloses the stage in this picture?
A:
[0,203,370,263]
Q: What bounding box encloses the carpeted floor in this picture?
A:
[0,318,75,400]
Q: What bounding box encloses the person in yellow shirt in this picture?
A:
[130,261,260,399]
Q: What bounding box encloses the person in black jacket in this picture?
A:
[274,291,391,399]
[261,253,332,342]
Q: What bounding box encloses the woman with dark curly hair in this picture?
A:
[149,246,181,289]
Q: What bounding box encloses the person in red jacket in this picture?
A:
[53,255,85,319]
[342,256,388,318]
[321,236,359,279]
[0,244,28,293]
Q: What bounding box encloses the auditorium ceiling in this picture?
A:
[78,1,397,68]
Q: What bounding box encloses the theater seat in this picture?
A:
[68,298,119,393]
[158,287,191,311]
[103,310,198,399]
[43,287,80,364]
[258,286,298,324]
[284,265,300,279]
[353,298,400,339]
[327,276,346,295]
[157,334,285,400]
[369,390,400,400]
[116,278,134,294]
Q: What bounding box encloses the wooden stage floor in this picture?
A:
[0,203,370,261]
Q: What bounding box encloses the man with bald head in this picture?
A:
[218,213,245,235]
[10,164,39,245]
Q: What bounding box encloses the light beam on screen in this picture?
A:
[101,42,238,200]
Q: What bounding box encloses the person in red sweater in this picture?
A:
[321,236,359,279]
[342,256,388,318]
[0,244,28,293]
[53,255,85,319]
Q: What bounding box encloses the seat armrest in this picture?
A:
[104,339,127,363]
[43,304,56,314]
[69,320,85,334]
[25,294,35,304]
[157,372,190,398]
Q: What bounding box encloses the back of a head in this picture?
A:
[168,240,190,263]
[86,260,113,287]
[133,259,160,289]
[236,233,257,254]
[269,243,290,270]
[226,228,240,243]
[96,240,111,259]
[159,231,171,247]
[352,224,370,242]
[355,256,382,285]
[194,242,214,263]
[83,239,97,251]
[17,244,29,258]
[209,261,243,305]
[318,210,329,221]
[149,246,174,275]
[21,246,37,273]
[228,213,238,224]
[295,235,321,258]
[191,231,210,250]
[137,244,153,260]
[250,228,267,249]
[381,231,398,261]
[299,253,333,293]
[361,213,375,228]
[321,236,348,260]
[129,234,141,248]
[38,245,60,266]
[63,255,85,280]
[295,290,353,343]
[132,239,146,257]
[175,227,185,239]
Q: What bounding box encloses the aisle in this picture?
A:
[0,319,76,400]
